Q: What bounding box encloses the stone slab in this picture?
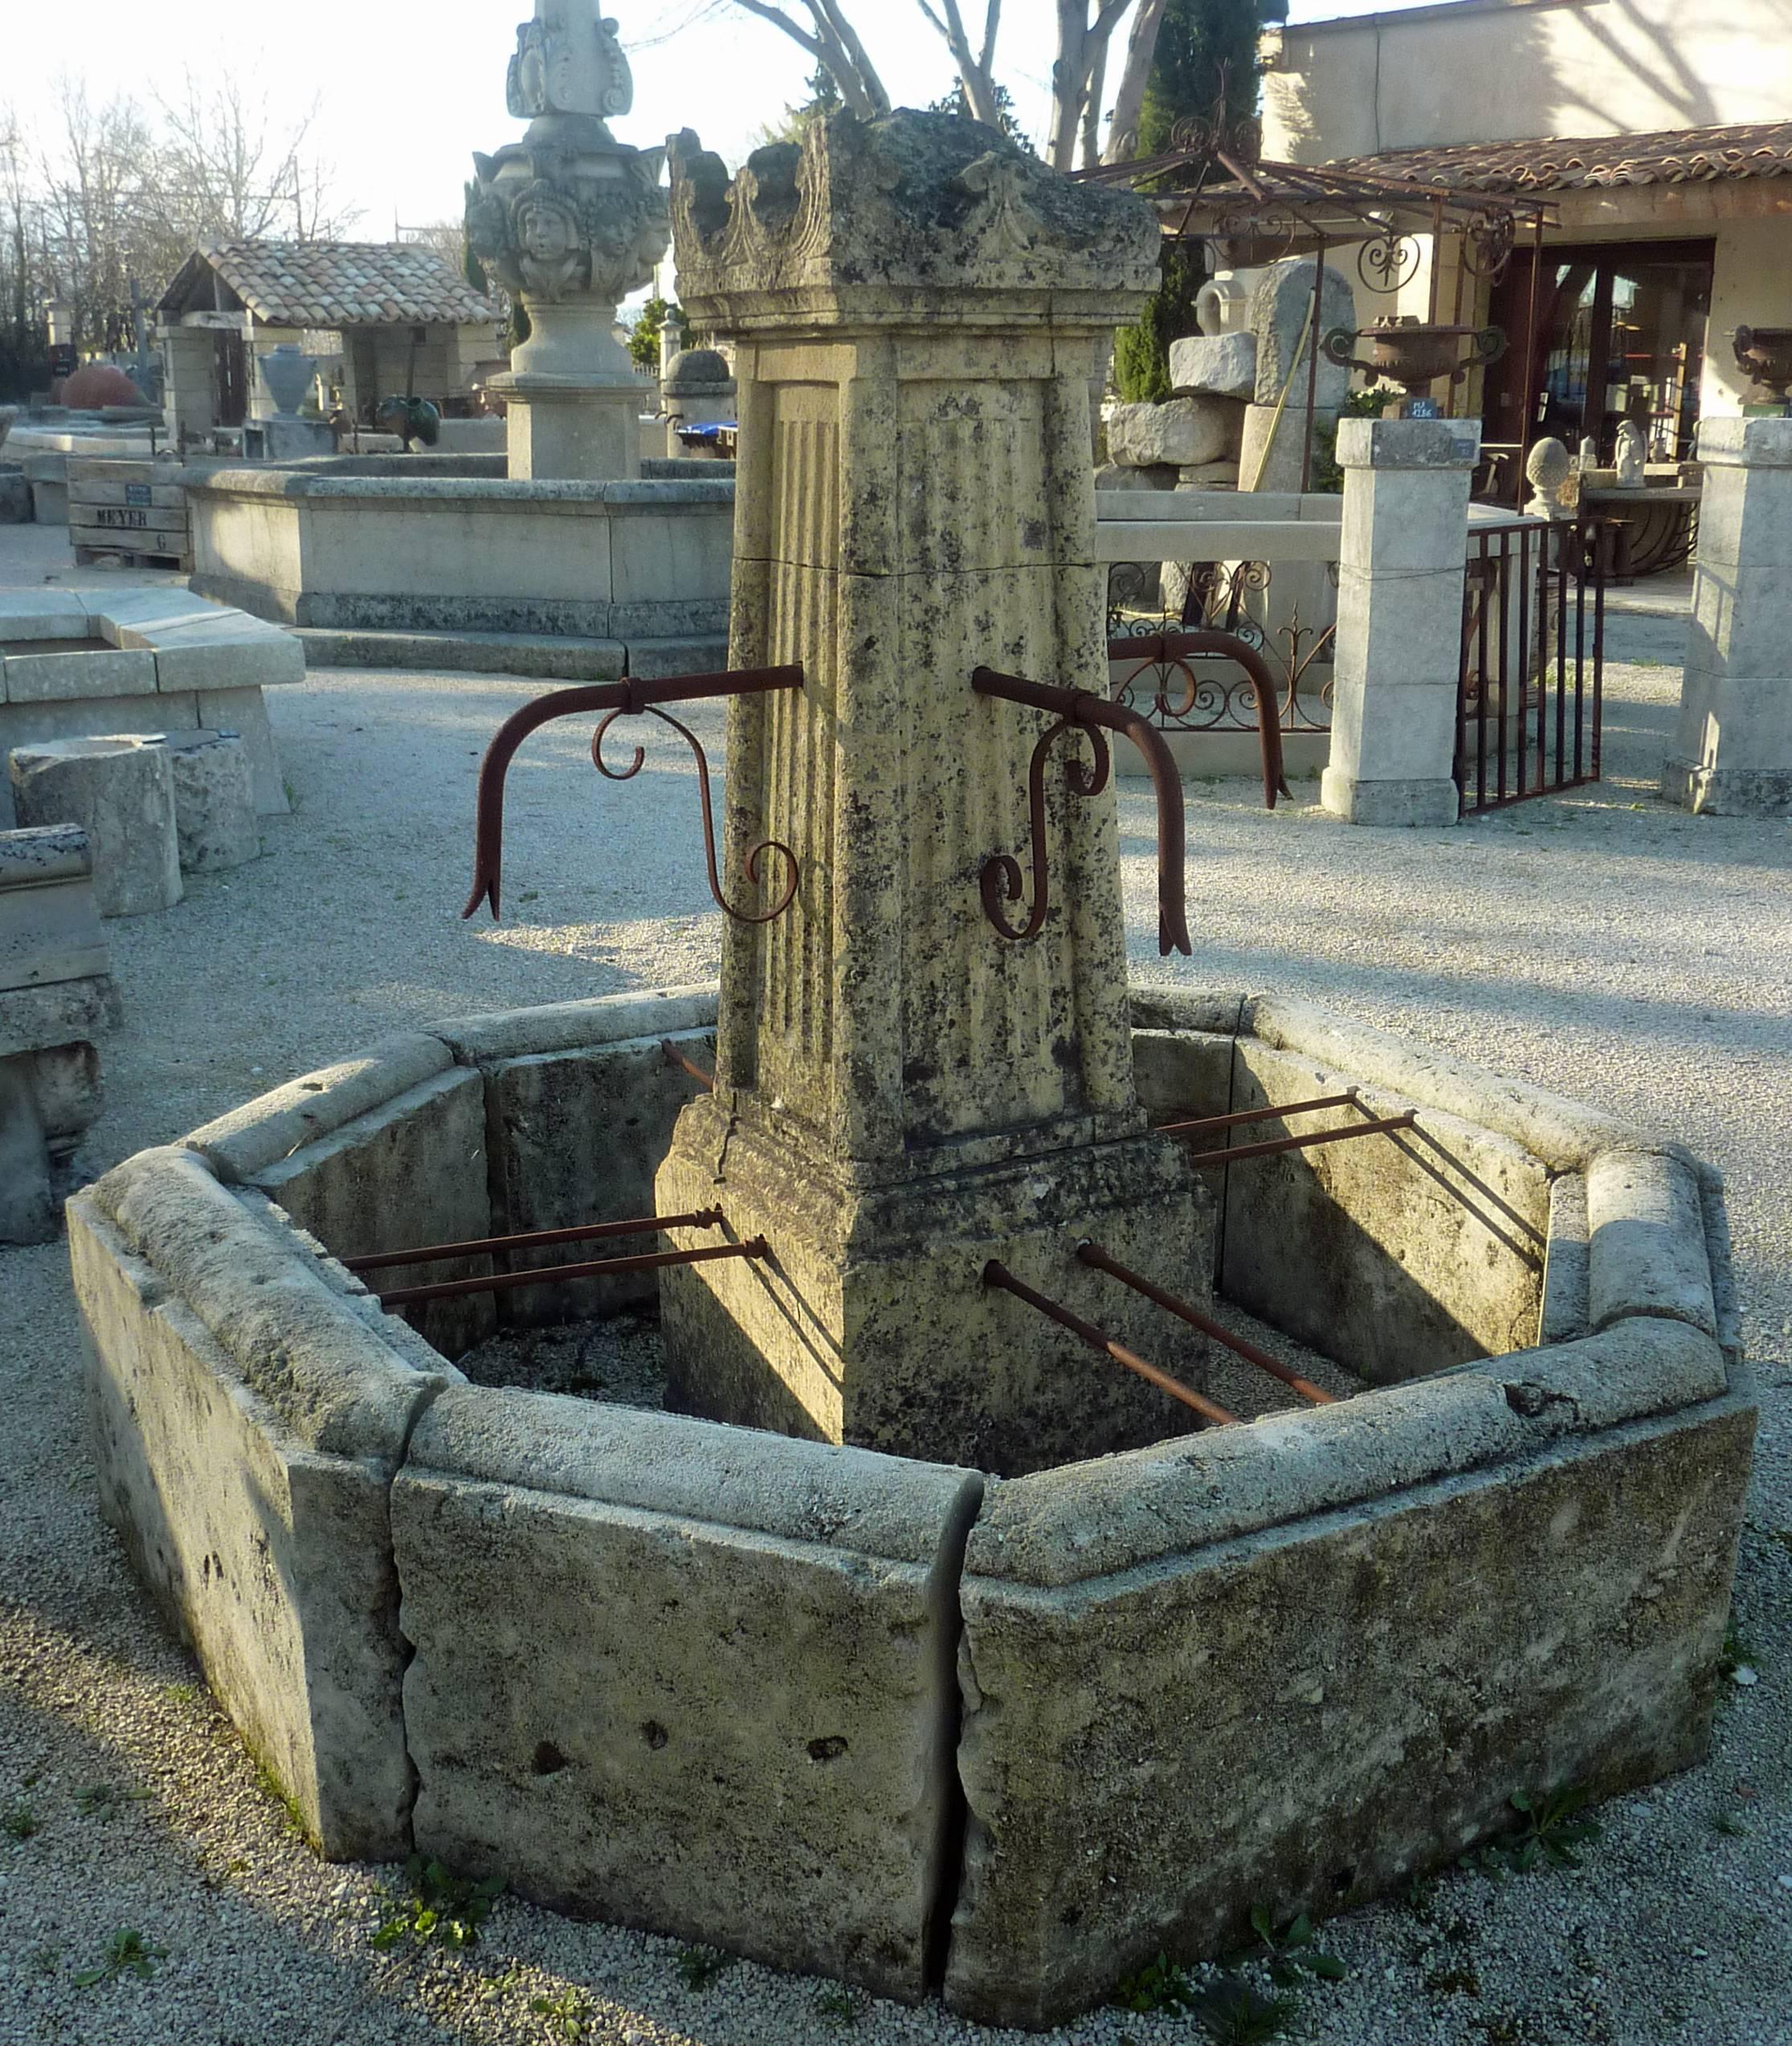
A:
[396,1386,983,1998]
[9,735,182,917]
[2,646,157,704]
[163,730,259,873]
[0,973,119,1059]
[1168,331,1258,399]
[0,825,108,993]
[1108,396,1243,469]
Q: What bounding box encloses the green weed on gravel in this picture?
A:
[1459,1786,1601,1875]
[74,1782,150,1820]
[530,1986,594,2038]
[3,1801,36,1840]
[1247,1905,1348,1985]
[372,1856,504,1951]
[675,1942,734,1990]
[813,1983,859,2024]
[1113,1952,1198,2013]
[1187,1975,1296,2043]
[73,1927,165,1987]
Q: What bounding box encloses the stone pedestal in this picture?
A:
[1322,417,1479,827]
[10,736,182,916]
[1663,416,1792,816]
[658,113,1215,1475]
[498,374,643,481]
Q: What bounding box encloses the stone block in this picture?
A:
[1318,766,1460,827]
[427,986,719,1065]
[250,1068,494,1362]
[1093,462,1178,492]
[395,1386,983,1998]
[947,1389,1754,2028]
[0,974,119,1060]
[1336,415,1482,472]
[0,692,204,830]
[484,1035,712,1322]
[0,825,108,992]
[1326,672,1460,782]
[1684,564,1792,683]
[2,647,157,704]
[71,1194,421,1858]
[203,686,289,815]
[163,730,259,873]
[1586,1149,1716,1337]
[1237,399,1333,492]
[1251,256,1355,410]
[9,735,182,917]
[1338,466,1476,574]
[1168,331,1257,398]
[1331,563,1467,692]
[1176,459,1239,488]
[1108,397,1243,470]
[0,590,92,640]
[0,469,33,524]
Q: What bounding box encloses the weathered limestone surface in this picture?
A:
[0,823,108,992]
[1664,415,1792,815]
[1251,255,1354,410]
[10,734,182,916]
[163,729,259,872]
[660,112,1214,1468]
[948,1387,1755,2027]
[1218,1039,1549,1380]
[72,1150,458,1857]
[1108,395,1242,468]
[483,1032,712,1322]
[1321,417,1479,827]
[396,1387,983,1998]
[251,1068,495,1361]
[1169,331,1257,399]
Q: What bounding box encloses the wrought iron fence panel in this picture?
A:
[1456,517,1610,815]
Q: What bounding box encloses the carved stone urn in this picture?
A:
[469,2,671,479]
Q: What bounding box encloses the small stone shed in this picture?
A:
[157,242,499,441]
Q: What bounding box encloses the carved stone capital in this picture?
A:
[668,110,1160,336]
[469,145,669,308]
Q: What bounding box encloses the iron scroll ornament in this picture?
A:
[1321,322,1506,390]
[463,667,803,926]
[971,667,1194,958]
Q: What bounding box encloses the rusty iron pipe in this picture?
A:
[972,666,1192,956]
[463,665,802,921]
[378,1236,769,1309]
[344,1207,725,1276]
[1174,1110,1418,1171]
[661,1039,716,1092]
[1105,629,1292,810]
[1156,1090,1359,1138]
[1075,1239,1337,1406]
[982,1260,1236,1427]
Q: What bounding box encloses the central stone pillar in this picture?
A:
[655,113,1216,1475]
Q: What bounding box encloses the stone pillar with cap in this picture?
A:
[1321,415,1480,828]
[654,110,1215,1476]
[469,2,669,480]
[1664,415,1792,816]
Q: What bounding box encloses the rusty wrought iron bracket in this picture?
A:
[971,666,1193,957]
[1105,629,1292,811]
[463,665,804,925]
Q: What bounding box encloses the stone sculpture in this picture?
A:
[471,2,670,478]
[1578,434,1598,470]
[1614,419,1647,486]
[1525,435,1574,520]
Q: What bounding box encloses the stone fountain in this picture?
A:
[74,109,1755,2030]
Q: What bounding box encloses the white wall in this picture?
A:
[1264,0,1792,161]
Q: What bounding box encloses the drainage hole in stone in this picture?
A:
[643,1721,669,1750]
[532,1741,569,1776]
[1333,1866,1356,1895]
[808,1735,849,1762]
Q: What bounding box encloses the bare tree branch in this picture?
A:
[1103,0,1169,163]
[915,0,1003,128]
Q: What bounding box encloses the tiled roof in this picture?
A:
[1327,120,1792,194]
[160,241,498,327]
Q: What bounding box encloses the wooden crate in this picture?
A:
[67,457,191,570]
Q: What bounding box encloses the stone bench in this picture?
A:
[0,824,116,1243]
[0,589,303,830]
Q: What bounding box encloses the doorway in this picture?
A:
[1484,239,1713,465]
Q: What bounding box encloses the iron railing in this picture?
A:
[1455,518,1611,815]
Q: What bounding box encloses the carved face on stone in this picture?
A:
[510,185,587,300]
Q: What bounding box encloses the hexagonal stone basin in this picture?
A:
[71,983,1754,2028]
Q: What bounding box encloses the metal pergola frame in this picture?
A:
[1077,145,1554,493]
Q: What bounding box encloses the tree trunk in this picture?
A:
[1103,0,1169,164]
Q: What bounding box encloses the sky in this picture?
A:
[4,0,1434,239]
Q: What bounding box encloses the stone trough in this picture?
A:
[0,588,301,829]
[71,982,1753,2028]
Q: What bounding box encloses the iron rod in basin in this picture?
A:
[1156,1090,1358,1138]
[1075,1240,1337,1407]
[1173,1110,1417,1171]
[378,1238,768,1308]
[982,1260,1235,1427]
[344,1207,726,1275]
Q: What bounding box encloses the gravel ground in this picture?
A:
[2,528,1790,2046]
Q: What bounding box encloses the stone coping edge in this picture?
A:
[179,467,734,512]
[409,1384,982,1566]
[122,981,1738,1562]
[79,1146,457,1460]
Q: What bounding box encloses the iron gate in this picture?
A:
[1456,518,1612,813]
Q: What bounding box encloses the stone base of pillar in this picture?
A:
[497,374,645,481]
[655,1106,1217,1477]
[1321,766,1460,827]
[1662,759,1792,817]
